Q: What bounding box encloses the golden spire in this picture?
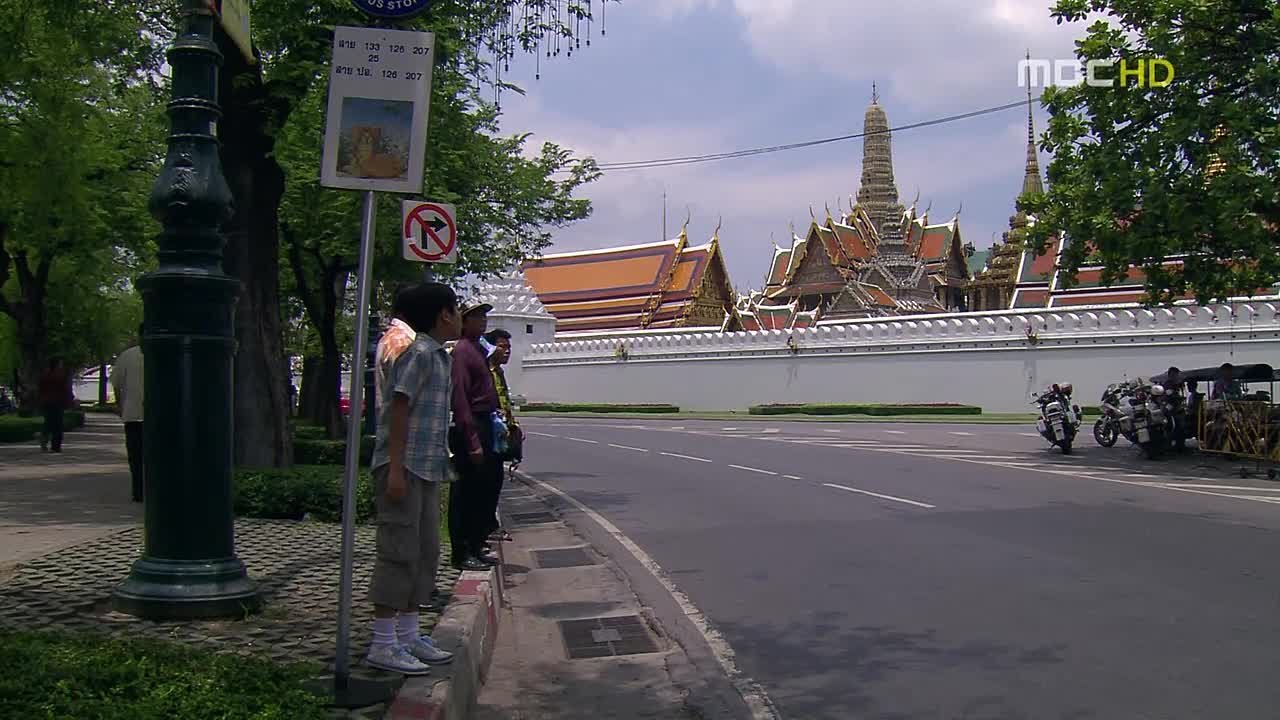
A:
[1023,50,1044,197]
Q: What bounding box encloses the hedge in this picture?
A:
[520,403,680,414]
[748,403,983,416]
[292,436,375,466]
[0,630,327,720]
[292,423,329,441]
[0,411,86,443]
[233,465,375,524]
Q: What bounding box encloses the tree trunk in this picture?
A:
[2,248,51,414]
[98,362,108,405]
[298,354,321,421]
[315,342,344,439]
[218,41,292,468]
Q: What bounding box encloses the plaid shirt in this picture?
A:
[371,335,452,481]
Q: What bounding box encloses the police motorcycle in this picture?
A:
[1093,380,1139,448]
[1033,383,1083,454]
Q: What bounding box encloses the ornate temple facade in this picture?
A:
[518,227,740,333]
[738,91,972,330]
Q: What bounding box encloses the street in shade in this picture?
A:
[517,416,1280,719]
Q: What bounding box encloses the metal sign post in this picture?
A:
[309,23,436,709]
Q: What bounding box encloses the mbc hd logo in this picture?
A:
[1019,57,1175,89]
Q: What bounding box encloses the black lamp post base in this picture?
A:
[113,555,261,620]
[304,675,396,709]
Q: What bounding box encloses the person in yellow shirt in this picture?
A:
[483,329,520,542]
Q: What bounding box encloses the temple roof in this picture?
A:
[520,231,737,333]
[470,271,551,318]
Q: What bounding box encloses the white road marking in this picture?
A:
[528,431,559,438]
[957,455,1021,461]
[884,430,907,435]
[822,483,936,509]
[949,431,976,436]
[885,448,983,455]
[1020,433,1041,438]
[1237,495,1280,504]
[670,426,685,430]
[729,464,779,476]
[660,452,712,463]
[566,437,599,444]
[608,443,649,452]
[721,427,739,431]
[783,475,804,481]
[1166,483,1280,492]
[762,428,780,434]
[519,474,780,720]
[822,429,842,434]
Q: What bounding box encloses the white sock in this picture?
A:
[371,617,397,651]
[396,613,420,645]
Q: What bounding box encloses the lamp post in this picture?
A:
[113,0,260,619]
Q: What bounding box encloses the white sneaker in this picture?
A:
[366,644,431,675]
[404,635,454,665]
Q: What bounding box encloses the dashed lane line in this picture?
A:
[949,431,976,436]
[608,443,650,452]
[729,464,779,477]
[783,475,804,481]
[566,437,599,445]
[884,430,908,435]
[823,483,937,509]
[528,431,559,438]
[660,452,713,463]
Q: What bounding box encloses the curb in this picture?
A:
[387,566,503,720]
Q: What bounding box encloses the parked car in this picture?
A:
[338,396,366,417]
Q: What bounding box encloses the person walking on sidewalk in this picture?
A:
[485,328,521,542]
[365,282,460,676]
[110,327,145,501]
[448,301,501,572]
[38,358,74,453]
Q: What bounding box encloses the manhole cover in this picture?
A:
[532,547,596,569]
[510,511,556,524]
[558,615,660,659]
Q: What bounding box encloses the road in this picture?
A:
[514,417,1280,720]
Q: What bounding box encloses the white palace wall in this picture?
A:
[514,302,1280,413]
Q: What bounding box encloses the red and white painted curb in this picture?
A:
[387,565,503,720]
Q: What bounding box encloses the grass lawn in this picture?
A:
[0,630,328,720]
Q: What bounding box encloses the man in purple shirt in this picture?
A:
[449,301,501,570]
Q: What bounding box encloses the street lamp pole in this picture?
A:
[113,0,260,619]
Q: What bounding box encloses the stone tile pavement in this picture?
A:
[0,413,462,720]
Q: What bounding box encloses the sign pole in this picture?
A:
[321,189,390,707]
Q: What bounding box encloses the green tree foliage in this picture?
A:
[216,1,609,461]
[1024,0,1280,304]
[0,1,164,407]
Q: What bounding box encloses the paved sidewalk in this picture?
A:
[0,413,140,576]
[476,481,744,720]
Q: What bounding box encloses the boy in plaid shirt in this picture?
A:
[366,283,462,675]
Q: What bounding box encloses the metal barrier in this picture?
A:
[1197,399,1280,462]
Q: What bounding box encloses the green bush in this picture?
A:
[748,403,983,416]
[1080,405,1101,416]
[233,465,375,523]
[0,411,86,443]
[521,402,680,414]
[292,423,329,441]
[0,630,327,719]
[292,436,374,466]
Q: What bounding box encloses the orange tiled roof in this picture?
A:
[829,221,876,262]
[916,224,954,262]
[766,246,792,287]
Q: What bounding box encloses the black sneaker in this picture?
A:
[458,556,488,571]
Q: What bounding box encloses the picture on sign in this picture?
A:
[337,98,412,180]
[320,26,434,193]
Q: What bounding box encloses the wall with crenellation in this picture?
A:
[514,301,1280,413]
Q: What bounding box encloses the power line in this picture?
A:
[593,97,1041,172]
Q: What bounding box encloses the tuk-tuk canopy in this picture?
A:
[1152,364,1275,385]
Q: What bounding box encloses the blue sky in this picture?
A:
[497,0,1096,292]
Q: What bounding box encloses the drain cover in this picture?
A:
[559,615,660,659]
[532,547,596,569]
[510,511,556,524]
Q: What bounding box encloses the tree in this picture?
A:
[212,0,614,464]
[1023,0,1280,304]
[0,1,164,409]
[275,54,598,438]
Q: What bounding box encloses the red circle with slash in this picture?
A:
[404,203,457,261]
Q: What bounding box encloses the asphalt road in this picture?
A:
[515,417,1280,720]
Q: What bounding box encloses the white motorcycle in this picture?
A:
[1033,383,1083,454]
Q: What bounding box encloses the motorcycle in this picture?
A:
[1093,381,1138,448]
[1121,380,1171,459]
[1033,383,1083,454]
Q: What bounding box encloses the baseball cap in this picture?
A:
[460,301,493,318]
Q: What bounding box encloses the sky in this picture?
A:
[496,0,1097,293]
